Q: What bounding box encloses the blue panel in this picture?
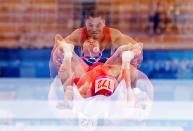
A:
[0,49,193,78]
[1,67,20,77]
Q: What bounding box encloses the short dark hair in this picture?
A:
[85,9,105,19]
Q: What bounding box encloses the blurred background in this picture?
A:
[0,0,193,78]
[0,0,193,131]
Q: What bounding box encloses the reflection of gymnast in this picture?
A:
[50,12,153,109]
[52,37,152,108]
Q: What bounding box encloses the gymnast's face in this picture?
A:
[82,38,100,57]
[85,16,105,40]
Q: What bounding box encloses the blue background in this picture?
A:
[1,49,193,79]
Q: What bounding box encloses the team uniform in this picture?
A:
[73,27,119,97]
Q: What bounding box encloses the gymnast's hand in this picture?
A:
[55,34,74,52]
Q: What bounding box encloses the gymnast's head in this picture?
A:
[82,37,100,57]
